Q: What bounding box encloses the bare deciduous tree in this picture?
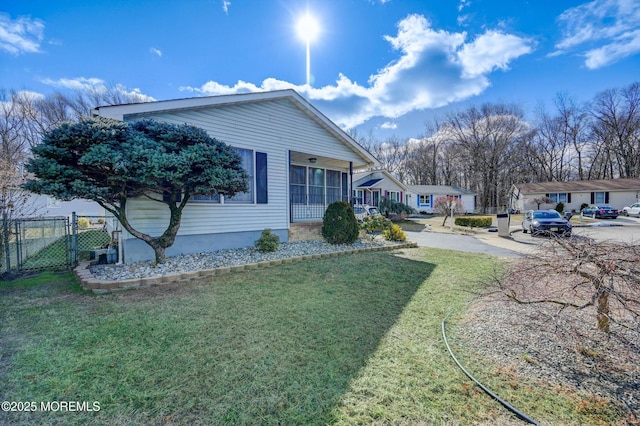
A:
[590,82,640,179]
[432,196,465,226]
[494,236,640,333]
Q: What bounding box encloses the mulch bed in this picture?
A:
[456,292,640,422]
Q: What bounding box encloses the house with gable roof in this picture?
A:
[92,90,378,262]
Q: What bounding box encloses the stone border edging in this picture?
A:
[75,242,418,294]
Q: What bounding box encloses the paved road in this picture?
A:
[406,215,640,257]
[405,230,522,257]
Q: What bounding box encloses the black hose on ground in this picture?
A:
[441,313,540,425]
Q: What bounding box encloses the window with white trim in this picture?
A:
[226,148,254,204]
[549,193,568,203]
[191,147,266,204]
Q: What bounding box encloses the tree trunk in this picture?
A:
[147,241,166,265]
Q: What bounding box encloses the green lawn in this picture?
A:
[20,230,111,270]
[0,249,620,425]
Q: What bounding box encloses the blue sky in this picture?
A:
[2,0,639,140]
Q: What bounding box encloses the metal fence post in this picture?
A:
[72,212,78,266]
[15,219,21,272]
[2,211,10,274]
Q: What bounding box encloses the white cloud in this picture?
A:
[41,77,156,102]
[458,30,534,77]
[380,121,398,129]
[0,13,45,55]
[222,0,231,14]
[150,47,162,57]
[180,14,533,129]
[554,0,640,69]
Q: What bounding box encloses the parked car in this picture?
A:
[622,203,640,217]
[352,205,380,222]
[522,209,572,236]
[581,204,619,219]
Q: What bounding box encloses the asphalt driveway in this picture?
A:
[405,230,522,257]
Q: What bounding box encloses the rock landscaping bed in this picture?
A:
[76,238,416,293]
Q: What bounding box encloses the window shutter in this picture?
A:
[567,193,571,203]
[341,173,348,201]
[605,192,609,203]
[590,192,595,204]
[256,152,268,204]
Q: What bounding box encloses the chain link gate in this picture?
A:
[1,213,117,276]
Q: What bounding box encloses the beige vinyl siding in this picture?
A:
[122,98,353,238]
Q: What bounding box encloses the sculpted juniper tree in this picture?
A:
[24,117,248,264]
[494,236,640,333]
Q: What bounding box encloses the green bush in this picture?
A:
[360,215,392,234]
[382,224,407,242]
[255,229,279,252]
[555,202,565,214]
[379,196,415,216]
[454,216,493,228]
[77,217,90,229]
[322,201,359,244]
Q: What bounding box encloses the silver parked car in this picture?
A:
[622,203,640,217]
[522,209,572,236]
[352,205,380,222]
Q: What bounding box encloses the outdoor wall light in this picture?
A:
[308,157,317,163]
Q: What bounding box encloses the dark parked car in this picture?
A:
[581,204,619,219]
[522,209,572,236]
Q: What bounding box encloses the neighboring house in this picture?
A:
[352,169,409,208]
[406,185,476,213]
[8,166,104,219]
[510,178,640,212]
[92,90,378,262]
[29,194,105,218]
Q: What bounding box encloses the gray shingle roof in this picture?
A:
[514,178,640,194]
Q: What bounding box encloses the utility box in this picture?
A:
[496,213,510,237]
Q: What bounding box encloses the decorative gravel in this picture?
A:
[90,238,400,281]
[456,296,640,417]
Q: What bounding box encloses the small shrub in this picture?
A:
[361,215,391,235]
[555,202,565,214]
[322,201,359,244]
[97,218,105,224]
[382,224,407,241]
[255,229,279,252]
[77,217,90,229]
[454,216,493,228]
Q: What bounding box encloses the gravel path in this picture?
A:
[90,238,398,281]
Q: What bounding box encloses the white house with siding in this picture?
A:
[406,185,476,213]
[352,170,409,208]
[92,90,378,262]
[510,178,640,213]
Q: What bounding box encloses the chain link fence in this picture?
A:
[0,213,118,277]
